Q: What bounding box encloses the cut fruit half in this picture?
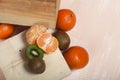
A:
[26,44,44,60]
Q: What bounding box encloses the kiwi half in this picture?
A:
[26,44,44,60]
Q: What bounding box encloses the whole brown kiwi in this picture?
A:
[27,58,46,74]
[53,30,70,50]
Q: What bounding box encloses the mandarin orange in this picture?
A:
[26,23,48,44]
[36,32,58,54]
[64,46,89,69]
[56,9,76,31]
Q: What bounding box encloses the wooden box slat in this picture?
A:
[0,0,60,28]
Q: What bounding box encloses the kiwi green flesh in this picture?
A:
[26,44,44,59]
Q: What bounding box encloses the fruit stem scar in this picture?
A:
[70,14,73,17]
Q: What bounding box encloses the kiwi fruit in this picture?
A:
[27,58,46,74]
[26,44,44,60]
[53,30,70,50]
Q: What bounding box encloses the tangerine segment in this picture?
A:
[36,31,52,48]
[45,37,58,54]
[36,32,58,54]
[26,23,48,44]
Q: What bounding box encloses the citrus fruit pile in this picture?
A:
[25,9,89,72]
[55,9,89,70]
[0,8,89,74]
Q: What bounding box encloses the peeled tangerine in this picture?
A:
[26,23,48,44]
[26,23,58,54]
[36,31,58,54]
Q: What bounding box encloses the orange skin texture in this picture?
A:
[0,23,14,39]
[56,9,76,31]
[64,46,89,70]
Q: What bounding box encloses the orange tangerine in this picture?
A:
[36,32,58,54]
[26,23,48,44]
[26,22,58,53]
[45,37,58,53]
[36,31,52,48]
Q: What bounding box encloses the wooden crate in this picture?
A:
[0,0,60,28]
[0,0,71,80]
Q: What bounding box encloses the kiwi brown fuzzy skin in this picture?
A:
[53,30,70,50]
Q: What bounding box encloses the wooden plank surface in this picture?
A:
[0,31,71,80]
[0,0,60,28]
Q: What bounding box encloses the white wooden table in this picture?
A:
[0,0,120,80]
[61,0,120,80]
